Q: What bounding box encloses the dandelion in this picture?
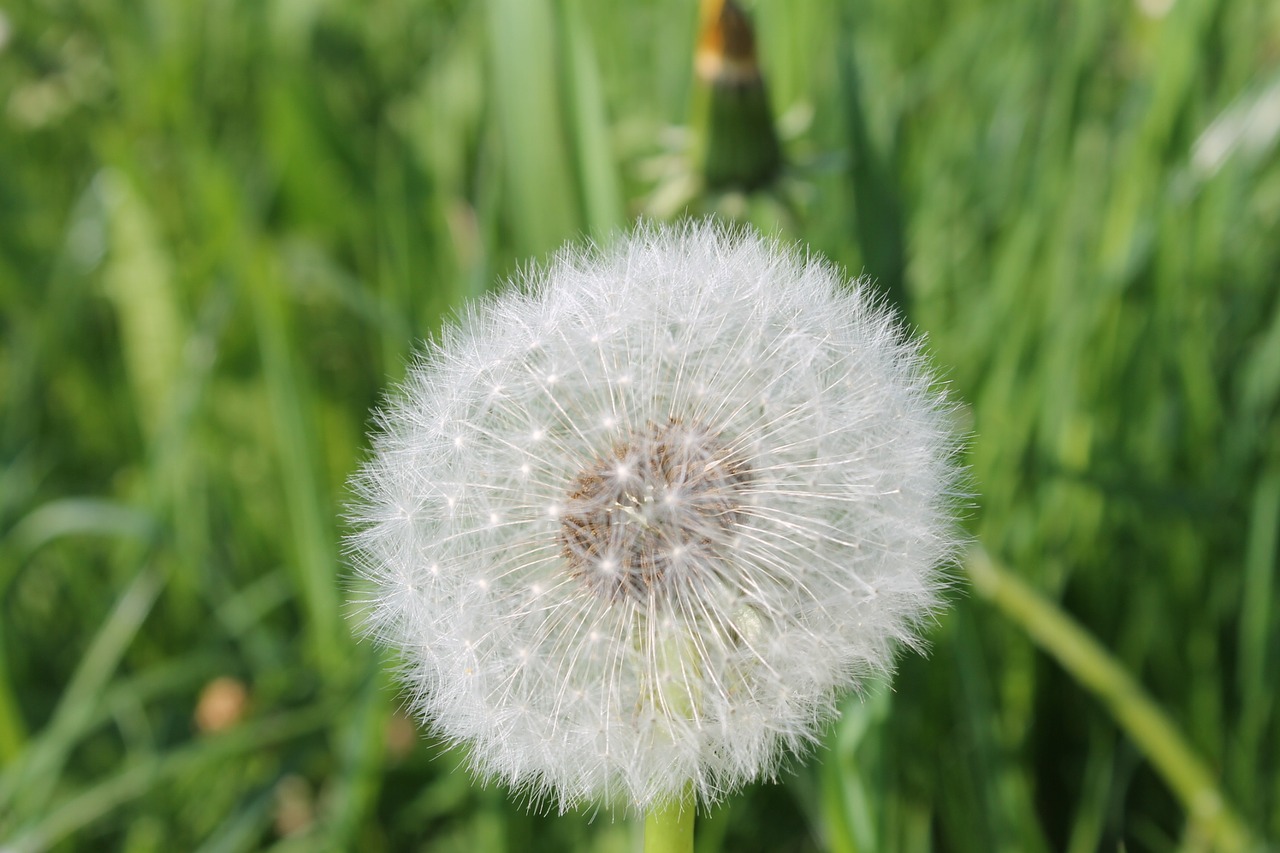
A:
[347,221,962,818]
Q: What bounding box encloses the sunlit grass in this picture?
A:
[1,0,1278,849]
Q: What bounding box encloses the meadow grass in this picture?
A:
[1,0,1278,850]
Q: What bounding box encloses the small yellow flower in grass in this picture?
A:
[347,221,963,813]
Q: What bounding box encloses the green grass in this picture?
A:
[2,0,1278,849]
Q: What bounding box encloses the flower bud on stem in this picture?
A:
[694,0,781,191]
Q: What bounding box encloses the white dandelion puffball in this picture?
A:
[349,221,961,812]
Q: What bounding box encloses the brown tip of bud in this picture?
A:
[696,0,761,86]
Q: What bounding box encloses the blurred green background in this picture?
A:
[2,0,1278,850]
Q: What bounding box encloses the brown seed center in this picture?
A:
[559,419,750,603]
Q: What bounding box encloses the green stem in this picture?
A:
[967,548,1257,853]
[644,784,695,853]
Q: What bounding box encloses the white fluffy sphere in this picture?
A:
[348,221,962,812]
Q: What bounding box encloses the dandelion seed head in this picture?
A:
[348,221,963,813]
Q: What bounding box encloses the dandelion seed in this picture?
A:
[348,221,963,813]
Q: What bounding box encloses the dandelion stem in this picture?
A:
[967,547,1257,852]
[643,783,695,853]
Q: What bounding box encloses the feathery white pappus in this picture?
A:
[347,221,963,812]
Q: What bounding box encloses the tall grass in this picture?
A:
[1,0,1277,849]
